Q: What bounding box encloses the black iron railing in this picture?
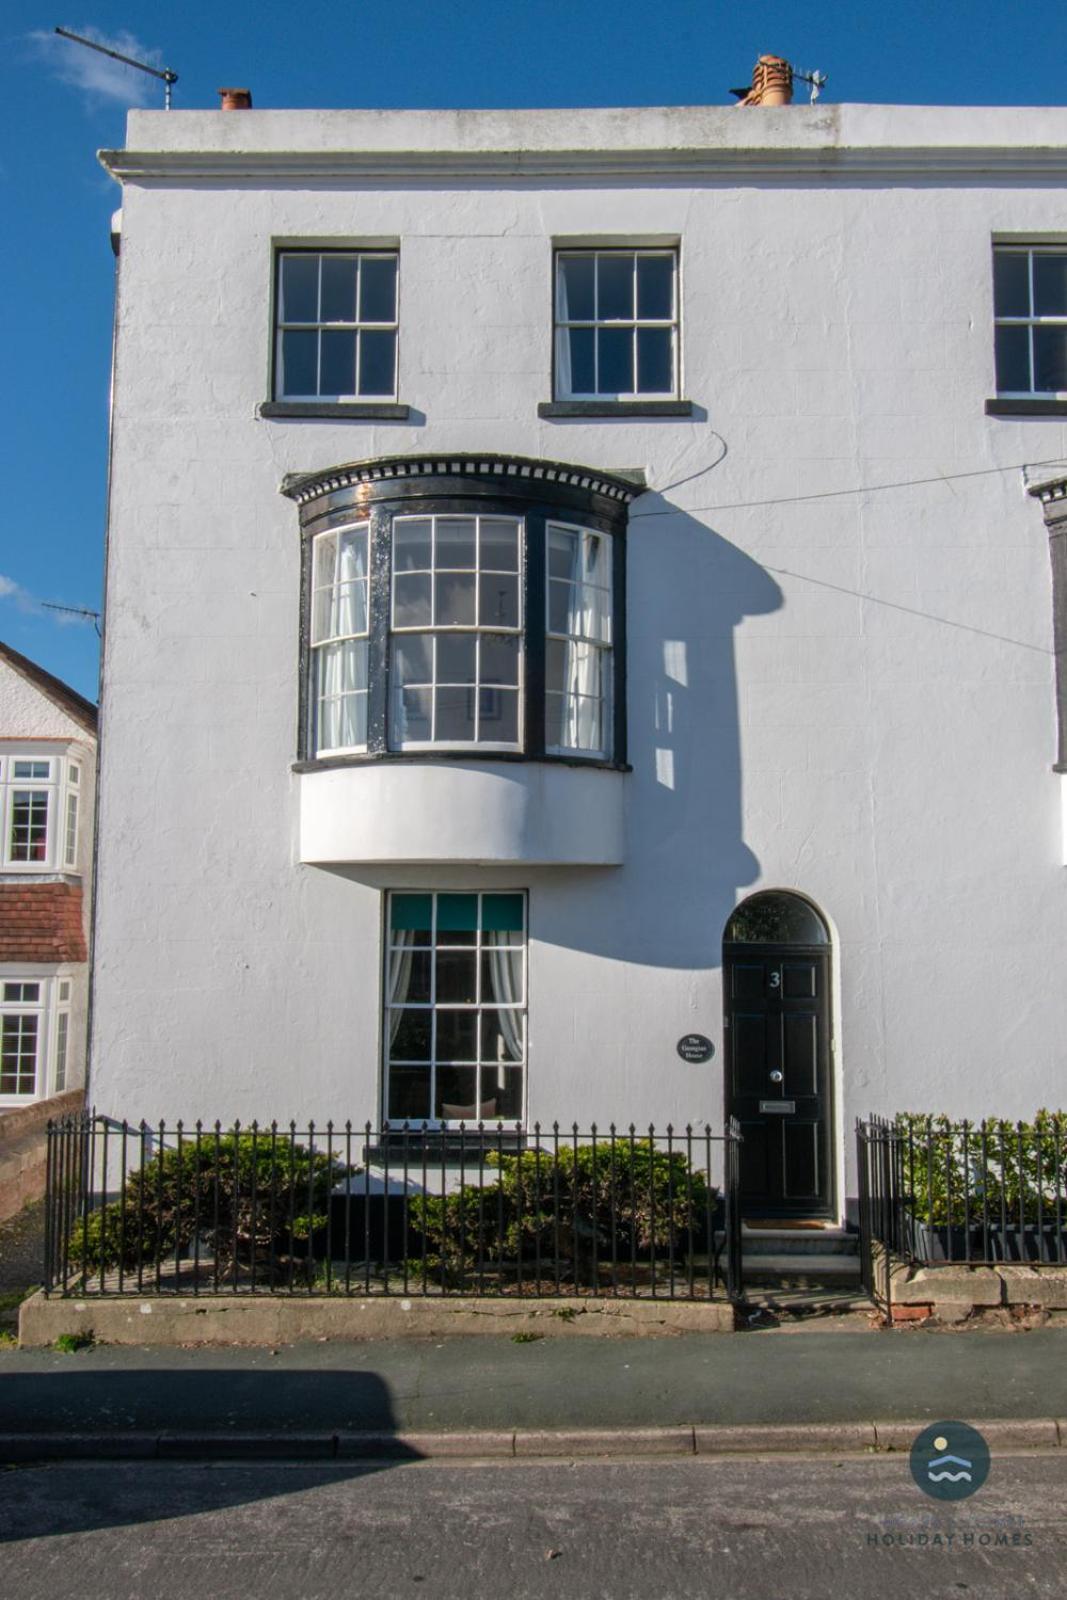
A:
[857,1113,1067,1315]
[45,1114,743,1302]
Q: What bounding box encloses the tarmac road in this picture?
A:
[0,1453,1065,1600]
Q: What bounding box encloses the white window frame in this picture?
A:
[53,980,72,1093]
[64,762,80,869]
[545,521,614,761]
[0,980,45,1101]
[275,249,400,402]
[0,755,56,870]
[993,244,1067,398]
[0,974,77,1103]
[554,247,679,401]
[382,891,528,1130]
[309,521,371,756]
[389,513,524,754]
[0,751,88,873]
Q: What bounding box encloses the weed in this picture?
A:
[53,1331,95,1354]
[511,1331,543,1343]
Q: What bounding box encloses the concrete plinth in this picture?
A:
[18,1291,736,1347]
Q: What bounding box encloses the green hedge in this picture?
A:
[897,1111,1067,1226]
[68,1133,348,1277]
[408,1139,715,1286]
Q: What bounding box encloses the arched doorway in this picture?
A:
[723,891,834,1218]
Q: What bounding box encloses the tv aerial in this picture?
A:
[54,25,178,109]
[42,602,102,638]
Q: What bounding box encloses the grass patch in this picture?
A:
[511,1331,544,1343]
[53,1331,95,1354]
[0,1330,17,1349]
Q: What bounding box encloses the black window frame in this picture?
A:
[284,454,637,773]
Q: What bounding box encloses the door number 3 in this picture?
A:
[768,970,781,989]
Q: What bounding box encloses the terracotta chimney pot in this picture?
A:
[219,88,253,111]
[732,54,793,108]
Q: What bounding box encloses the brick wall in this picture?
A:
[0,1088,85,1222]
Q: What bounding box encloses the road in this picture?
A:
[1,1453,1064,1599]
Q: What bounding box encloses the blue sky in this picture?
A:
[3,1,1066,702]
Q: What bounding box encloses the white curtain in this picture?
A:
[485,933,523,1073]
[554,531,608,752]
[388,931,418,1045]
[556,258,573,397]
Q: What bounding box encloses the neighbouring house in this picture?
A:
[0,642,96,1108]
[88,67,1067,1228]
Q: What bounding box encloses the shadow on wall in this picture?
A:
[531,495,782,968]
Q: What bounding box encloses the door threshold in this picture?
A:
[743,1218,837,1230]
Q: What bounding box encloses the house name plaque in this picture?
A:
[676,1034,714,1064]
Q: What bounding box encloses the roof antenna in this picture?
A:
[793,66,828,103]
[54,25,178,109]
[42,602,102,639]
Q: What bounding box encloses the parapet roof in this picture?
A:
[101,104,1067,184]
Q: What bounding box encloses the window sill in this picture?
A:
[259,401,411,421]
[293,750,631,775]
[363,1130,527,1161]
[538,399,694,419]
[985,398,1067,417]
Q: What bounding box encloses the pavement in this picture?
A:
[1,1326,1066,1459]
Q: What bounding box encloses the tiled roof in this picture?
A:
[0,884,87,963]
[0,641,98,737]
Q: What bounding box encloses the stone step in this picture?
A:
[742,1253,863,1287]
[742,1227,859,1257]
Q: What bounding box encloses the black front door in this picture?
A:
[724,945,833,1216]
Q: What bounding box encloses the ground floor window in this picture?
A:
[1,982,43,1097]
[384,891,526,1125]
[0,975,74,1100]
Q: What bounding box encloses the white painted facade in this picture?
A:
[91,104,1067,1215]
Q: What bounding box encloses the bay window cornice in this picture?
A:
[280,452,642,512]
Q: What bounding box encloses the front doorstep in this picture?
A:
[19,1291,735,1347]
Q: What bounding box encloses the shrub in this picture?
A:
[897,1111,1067,1226]
[67,1131,349,1278]
[408,1138,715,1288]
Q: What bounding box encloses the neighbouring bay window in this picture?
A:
[54,980,71,1092]
[385,891,526,1125]
[0,983,41,1097]
[288,455,636,767]
[0,976,74,1101]
[64,763,80,869]
[0,755,82,871]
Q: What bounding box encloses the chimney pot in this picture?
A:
[732,54,793,108]
[219,87,253,111]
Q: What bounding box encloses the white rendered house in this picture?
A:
[90,97,1067,1221]
[0,643,96,1107]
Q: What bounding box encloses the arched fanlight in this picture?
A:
[724,891,829,945]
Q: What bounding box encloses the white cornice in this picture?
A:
[99,144,1067,184]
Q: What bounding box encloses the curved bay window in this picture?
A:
[285,455,637,769]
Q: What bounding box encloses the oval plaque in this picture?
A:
[676,1034,714,1064]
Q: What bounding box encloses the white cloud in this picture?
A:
[0,576,96,627]
[0,574,34,611]
[29,25,164,108]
